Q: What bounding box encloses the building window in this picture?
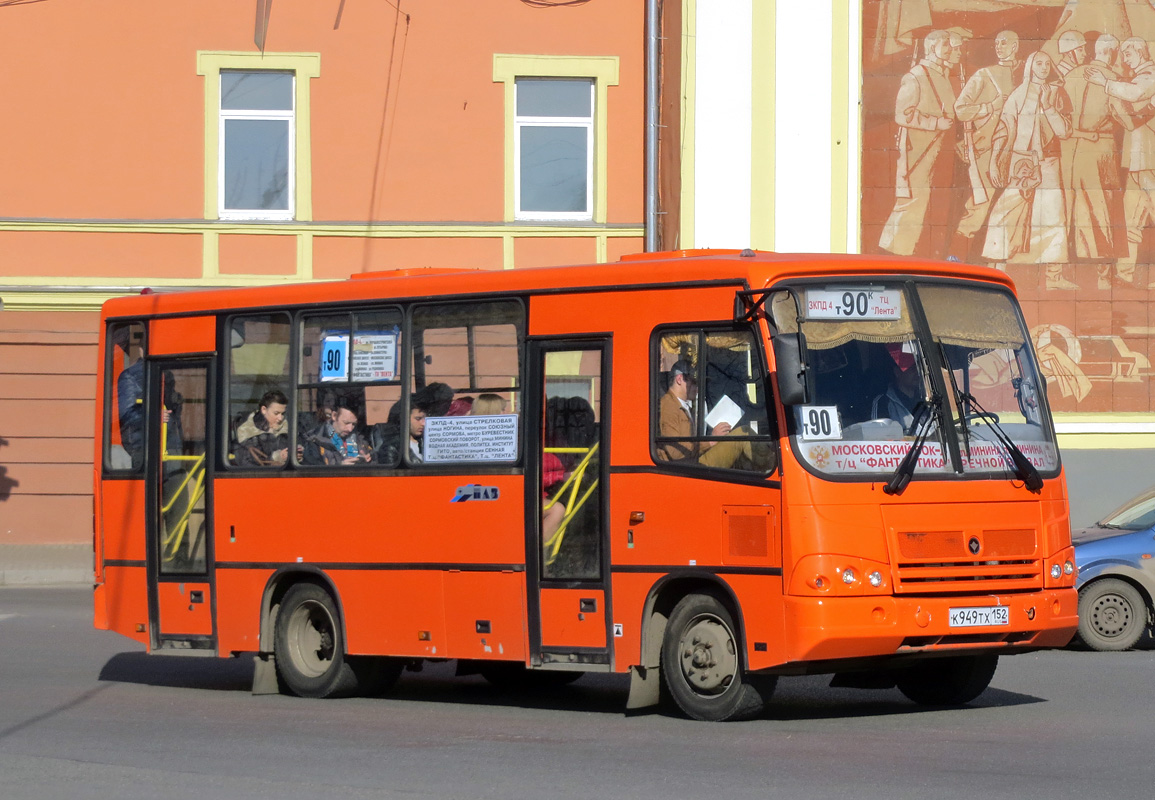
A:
[220,71,294,220]
[197,52,320,222]
[493,55,619,224]
[515,78,593,220]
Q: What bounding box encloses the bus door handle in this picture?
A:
[579,598,597,613]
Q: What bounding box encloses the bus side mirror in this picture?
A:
[773,334,812,406]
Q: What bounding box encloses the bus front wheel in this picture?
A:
[274,582,360,698]
[660,593,772,721]
[895,654,998,706]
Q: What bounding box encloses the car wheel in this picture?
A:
[896,654,998,706]
[1077,578,1149,652]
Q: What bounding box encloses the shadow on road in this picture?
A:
[96,653,1045,721]
[99,651,254,692]
[761,677,1044,722]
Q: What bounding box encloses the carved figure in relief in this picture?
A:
[983,51,1076,288]
[879,30,957,256]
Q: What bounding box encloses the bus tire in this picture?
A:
[1076,578,1149,652]
[274,583,359,698]
[896,654,998,706]
[660,593,771,721]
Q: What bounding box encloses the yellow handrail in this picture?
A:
[542,441,599,565]
[159,421,206,563]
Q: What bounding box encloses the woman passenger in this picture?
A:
[234,390,290,467]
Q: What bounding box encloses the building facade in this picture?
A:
[3,0,1151,550]
[685,0,1155,523]
[0,0,645,546]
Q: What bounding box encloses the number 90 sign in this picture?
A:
[798,405,841,441]
[805,288,902,320]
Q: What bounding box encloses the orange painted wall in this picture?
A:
[0,1,645,547]
[0,0,643,227]
[0,311,99,545]
[313,237,505,279]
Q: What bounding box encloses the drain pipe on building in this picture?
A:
[644,0,660,252]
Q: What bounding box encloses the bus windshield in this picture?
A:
[773,281,1059,481]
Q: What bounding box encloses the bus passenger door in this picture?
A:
[525,340,611,670]
[146,359,216,653]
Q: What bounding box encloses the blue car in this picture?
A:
[1072,488,1155,651]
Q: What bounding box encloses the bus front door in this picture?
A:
[526,340,611,670]
[146,359,216,654]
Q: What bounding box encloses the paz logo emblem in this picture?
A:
[451,484,500,502]
[968,536,981,556]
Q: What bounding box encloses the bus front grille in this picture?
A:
[894,559,1042,592]
[891,527,1042,593]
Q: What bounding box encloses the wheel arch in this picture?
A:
[625,570,747,710]
[257,566,349,655]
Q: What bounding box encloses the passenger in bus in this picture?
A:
[301,396,373,465]
[413,382,454,417]
[117,359,183,471]
[373,397,430,465]
[447,396,473,415]
[869,343,924,433]
[233,390,290,467]
[657,360,749,469]
[471,393,507,415]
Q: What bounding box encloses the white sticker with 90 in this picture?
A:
[798,406,842,440]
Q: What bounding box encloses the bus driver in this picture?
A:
[657,360,750,469]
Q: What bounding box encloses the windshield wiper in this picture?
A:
[938,342,971,459]
[960,392,1044,493]
[884,394,941,496]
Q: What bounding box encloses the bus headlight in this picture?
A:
[869,571,883,588]
[841,567,857,585]
[1064,561,1075,575]
[1050,564,1062,580]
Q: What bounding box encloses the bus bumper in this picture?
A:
[780,589,1079,664]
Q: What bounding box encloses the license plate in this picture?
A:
[948,606,1009,628]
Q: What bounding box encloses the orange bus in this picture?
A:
[93,249,1078,721]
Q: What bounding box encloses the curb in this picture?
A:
[0,544,93,587]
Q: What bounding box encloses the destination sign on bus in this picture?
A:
[806,288,902,320]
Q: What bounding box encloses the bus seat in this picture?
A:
[109,444,132,470]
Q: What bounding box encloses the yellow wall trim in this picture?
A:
[1054,413,1155,449]
[750,0,774,250]
[493,54,620,225]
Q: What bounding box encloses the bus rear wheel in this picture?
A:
[895,654,998,706]
[660,593,772,721]
[274,583,360,698]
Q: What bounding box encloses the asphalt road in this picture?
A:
[2,585,1153,800]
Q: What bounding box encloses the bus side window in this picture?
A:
[106,321,146,472]
[653,328,778,474]
[227,313,292,468]
[410,300,524,465]
[297,308,401,467]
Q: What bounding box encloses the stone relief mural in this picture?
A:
[864,0,1155,412]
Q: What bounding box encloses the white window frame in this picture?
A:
[218,70,296,221]
[493,55,619,225]
[197,51,320,223]
[513,79,594,222]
